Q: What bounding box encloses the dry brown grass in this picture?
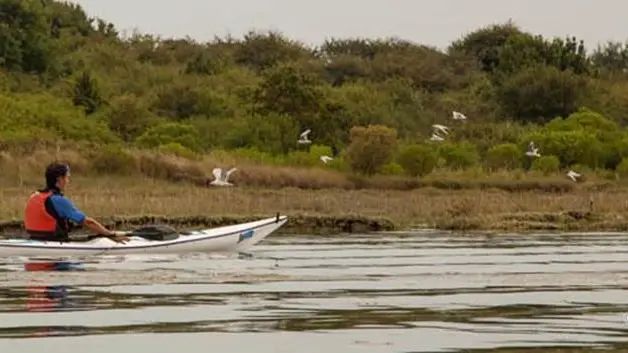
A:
[1,173,628,233]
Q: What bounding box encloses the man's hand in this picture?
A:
[108,231,130,244]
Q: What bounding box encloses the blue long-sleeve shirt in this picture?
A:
[47,194,86,224]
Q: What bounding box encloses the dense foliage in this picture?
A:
[3,1,628,179]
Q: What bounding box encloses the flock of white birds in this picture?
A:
[209,110,582,186]
[209,128,332,187]
[429,111,582,182]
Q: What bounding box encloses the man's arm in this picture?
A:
[49,196,116,236]
[83,216,116,236]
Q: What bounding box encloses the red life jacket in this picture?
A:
[24,191,57,236]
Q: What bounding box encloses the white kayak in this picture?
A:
[0,214,288,257]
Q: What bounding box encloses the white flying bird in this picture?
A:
[429,133,445,141]
[452,111,467,120]
[320,155,333,164]
[210,167,237,186]
[297,129,312,144]
[525,141,540,157]
[567,170,581,182]
[432,124,450,135]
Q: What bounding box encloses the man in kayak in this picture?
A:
[23,163,129,243]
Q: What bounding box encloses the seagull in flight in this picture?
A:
[525,141,540,157]
[429,133,445,142]
[210,167,237,186]
[298,129,312,144]
[320,155,333,164]
[452,111,467,120]
[432,124,449,135]
[567,170,581,182]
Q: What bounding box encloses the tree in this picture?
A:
[496,33,589,78]
[72,70,102,115]
[252,63,324,117]
[0,0,55,73]
[234,30,312,71]
[496,65,588,123]
[448,21,523,73]
[344,125,398,175]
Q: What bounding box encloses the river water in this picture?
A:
[1,231,628,352]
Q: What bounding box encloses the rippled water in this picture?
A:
[2,231,628,352]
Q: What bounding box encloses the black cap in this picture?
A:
[45,163,71,188]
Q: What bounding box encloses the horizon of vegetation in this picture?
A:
[3,0,628,188]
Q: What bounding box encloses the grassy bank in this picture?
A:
[1,145,621,193]
[2,173,628,235]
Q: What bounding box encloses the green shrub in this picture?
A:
[397,144,438,177]
[545,107,618,132]
[308,144,333,159]
[135,122,202,152]
[283,150,317,167]
[101,93,160,142]
[231,147,276,164]
[437,142,479,170]
[521,129,605,169]
[91,145,136,175]
[380,162,405,176]
[157,142,198,160]
[345,124,398,175]
[485,143,522,170]
[617,158,628,179]
[0,92,118,146]
[531,155,560,175]
[240,113,300,154]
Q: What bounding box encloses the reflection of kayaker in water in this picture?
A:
[23,163,129,244]
[25,285,71,312]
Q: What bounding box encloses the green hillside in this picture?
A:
[2,0,628,181]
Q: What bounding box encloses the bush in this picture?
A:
[531,155,560,175]
[101,93,159,142]
[135,122,203,152]
[308,144,334,159]
[344,124,398,175]
[136,152,206,182]
[617,158,628,179]
[231,147,277,164]
[157,142,198,160]
[283,150,317,167]
[546,107,618,132]
[240,113,300,154]
[91,145,137,175]
[0,93,118,146]
[380,162,404,176]
[397,144,438,177]
[521,129,603,169]
[485,143,522,171]
[437,142,479,170]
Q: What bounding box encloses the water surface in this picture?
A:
[1,231,628,352]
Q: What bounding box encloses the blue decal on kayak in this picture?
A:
[237,229,255,243]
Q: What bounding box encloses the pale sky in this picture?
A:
[68,0,627,50]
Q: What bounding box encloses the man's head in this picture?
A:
[45,163,71,190]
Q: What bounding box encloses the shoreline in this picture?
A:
[0,214,398,237]
[2,210,628,236]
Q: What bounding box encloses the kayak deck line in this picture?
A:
[0,214,288,256]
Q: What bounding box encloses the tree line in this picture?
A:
[2,0,628,178]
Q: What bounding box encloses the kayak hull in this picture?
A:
[0,215,288,258]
